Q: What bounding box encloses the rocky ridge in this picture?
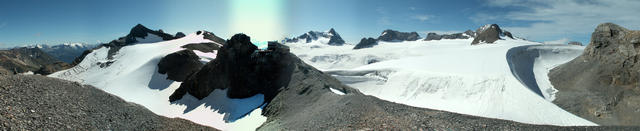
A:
[549,23,640,125]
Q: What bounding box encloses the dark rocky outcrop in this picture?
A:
[568,41,583,46]
[549,23,640,125]
[378,29,420,42]
[283,28,346,46]
[157,50,203,82]
[471,24,513,45]
[0,47,69,75]
[170,34,294,102]
[353,38,378,49]
[175,32,186,38]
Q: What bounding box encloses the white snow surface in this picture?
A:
[289,38,596,126]
[50,33,267,130]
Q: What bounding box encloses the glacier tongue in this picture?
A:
[288,38,596,126]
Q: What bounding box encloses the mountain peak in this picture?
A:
[471,24,514,45]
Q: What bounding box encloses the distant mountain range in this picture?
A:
[25,43,96,63]
[282,28,346,46]
[354,24,517,49]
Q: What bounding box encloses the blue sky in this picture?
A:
[1,0,639,48]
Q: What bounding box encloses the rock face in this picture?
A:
[170,34,294,102]
[471,24,512,45]
[0,75,215,130]
[157,50,203,82]
[549,23,640,125]
[568,41,583,46]
[0,47,69,75]
[378,29,420,42]
[283,28,346,46]
[353,37,378,49]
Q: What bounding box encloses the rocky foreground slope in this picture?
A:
[0,75,215,130]
[550,23,640,126]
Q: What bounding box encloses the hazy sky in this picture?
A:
[1,0,639,48]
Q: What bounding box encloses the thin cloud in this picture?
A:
[481,0,640,41]
[543,38,570,44]
[377,7,392,25]
[378,16,392,25]
[0,22,7,29]
[421,30,463,35]
[412,15,432,22]
[469,13,500,24]
[409,7,417,11]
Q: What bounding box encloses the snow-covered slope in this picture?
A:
[288,38,596,126]
[50,32,266,130]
